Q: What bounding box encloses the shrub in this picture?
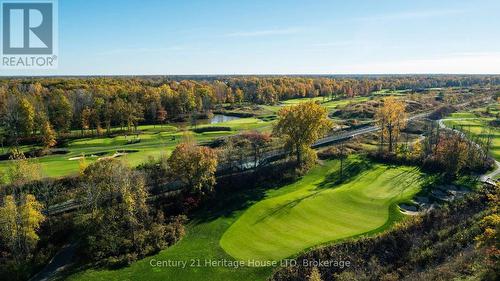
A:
[192,126,231,133]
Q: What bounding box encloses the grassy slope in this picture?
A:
[220,159,424,261]
[67,159,425,281]
[0,118,273,179]
[443,109,500,161]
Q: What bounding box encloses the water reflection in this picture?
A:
[210,114,240,124]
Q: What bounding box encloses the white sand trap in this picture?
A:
[68,155,98,161]
[68,156,85,161]
[97,152,128,161]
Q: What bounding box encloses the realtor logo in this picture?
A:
[1,0,57,68]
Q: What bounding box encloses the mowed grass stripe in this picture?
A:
[220,161,424,262]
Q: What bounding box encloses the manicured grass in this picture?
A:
[220,159,425,261]
[66,215,273,281]
[65,158,426,281]
[261,96,372,114]
[444,110,500,161]
[282,96,370,110]
[0,118,274,180]
[372,89,411,96]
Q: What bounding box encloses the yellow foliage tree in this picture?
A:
[7,149,42,186]
[19,97,35,136]
[273,101,333,165]
[0,194,45,261]
[375,97,407,153]
[411,139,423,160]
[435,134,468,178]
[41,120,57,149]
[308,266,323,281]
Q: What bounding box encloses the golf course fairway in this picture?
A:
[66,159,425,281]
[220,159,425,261]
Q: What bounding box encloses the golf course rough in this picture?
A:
[220,160,425,262]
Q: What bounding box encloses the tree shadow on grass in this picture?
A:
[316,156,374,189]
[193,162,302,223]
[252,191,322,225]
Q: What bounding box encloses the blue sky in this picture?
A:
[2,0,500,75]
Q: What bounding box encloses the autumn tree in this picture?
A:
[273,101,333,165]
[308,267,323,281]
[47,89,72,132]
[6,150,42,187]
[234,88,244,104]
[375,97,407,153]
[475,184,499,276]
[40,120,57,150]
[0,194,45,263]
[81,106,92,135]
[125,101,144,131]
[156,106,168,127]
[75,158,167,263]
[241,131,272,168]
[18,97,35,137]
[435,133,468,179]
[220,135,250,172]
[167,137,218,194]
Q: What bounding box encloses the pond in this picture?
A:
[209,114,241,124]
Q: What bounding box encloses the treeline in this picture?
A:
[1,75,499,145]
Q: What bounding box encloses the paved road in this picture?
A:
[29,243,77,281]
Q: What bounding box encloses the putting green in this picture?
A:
[220,159,424,261]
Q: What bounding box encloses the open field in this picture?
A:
[0,117,274,179]
[66,158,426,281]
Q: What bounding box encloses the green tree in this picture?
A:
[273,101,333,165]
[47,90,72,132]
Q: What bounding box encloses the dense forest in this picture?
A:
[1,75,499,146]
